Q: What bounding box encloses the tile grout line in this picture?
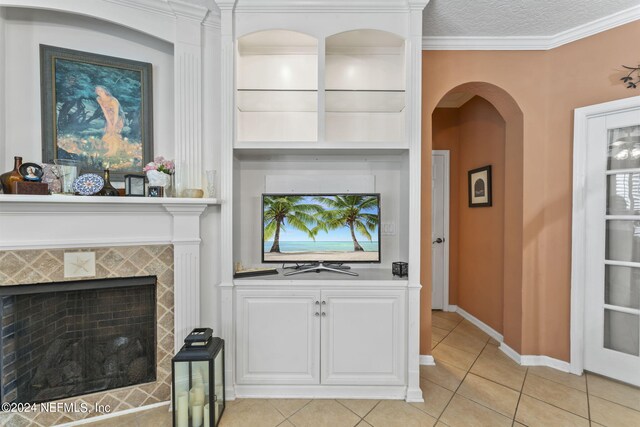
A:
[584,372,640,413]
[526,369,587,392]
[273,399,314,422]
[434,331,492,424]
[511,366,529,425]
[334,398,378,423]
[585,374,592,426]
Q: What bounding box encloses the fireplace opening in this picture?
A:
[0,276,157,404]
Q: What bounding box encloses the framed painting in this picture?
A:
[468,165,492,207]
[40,45,153,181]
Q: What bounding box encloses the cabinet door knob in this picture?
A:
[315,301,320,305]
[314,312,320,316]
[321,301,326,305]
[321,312,326,317]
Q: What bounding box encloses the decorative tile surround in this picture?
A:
[0,245,174,426]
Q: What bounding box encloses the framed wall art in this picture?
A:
[468,165,492,207]
[40,45,154,181]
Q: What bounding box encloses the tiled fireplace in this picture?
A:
[0,245,174,426]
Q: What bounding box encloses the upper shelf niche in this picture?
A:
[236,30,318,142]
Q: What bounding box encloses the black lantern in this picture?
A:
[124,174,146,196]
[392,261,408,277]
[172,328,225,427]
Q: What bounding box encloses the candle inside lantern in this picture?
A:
[203,403,210,427]
[192,404,203,427]
[177,392,189,427]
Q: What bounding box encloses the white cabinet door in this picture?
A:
[320,289,406,385]
[236,289,321,384]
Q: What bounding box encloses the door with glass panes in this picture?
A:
[584,109,640,386]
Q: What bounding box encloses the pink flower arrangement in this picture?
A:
[143,156,175,175]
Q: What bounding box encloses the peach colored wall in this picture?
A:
[421,20,640,360]
[458,97,506,333]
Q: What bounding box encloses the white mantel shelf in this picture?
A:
[0,194,221,205]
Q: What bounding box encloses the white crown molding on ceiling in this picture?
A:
[232,0,429,13]
[422,3,640,51]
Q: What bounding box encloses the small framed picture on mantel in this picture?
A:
[468,165,492,208]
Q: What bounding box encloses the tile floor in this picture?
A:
[85,311,640,427]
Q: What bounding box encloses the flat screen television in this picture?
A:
[262,193,381,264]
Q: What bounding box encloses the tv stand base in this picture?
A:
[283,262,358,277]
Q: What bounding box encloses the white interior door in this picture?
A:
[584,110,640,386]
[432,151,449,310]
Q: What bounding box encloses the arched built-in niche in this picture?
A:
[424,82,524,354]
[236,29,318,142]
[325,29,405,143]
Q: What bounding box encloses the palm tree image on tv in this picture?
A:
[263,195,324,253]
[263,194,380,263]
[314,195,379,252]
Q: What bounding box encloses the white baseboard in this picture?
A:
[234,384,407,400]
[520,355,571,372]
[419,355,435,365]
[499,342,521,364]
[451,307,573,374]
[455,306,504,343]
[405,386,425,403]
[500,343,571,372]
[444,304,458,312]
[56,401,170,426]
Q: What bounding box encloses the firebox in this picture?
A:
[0,276,157,404]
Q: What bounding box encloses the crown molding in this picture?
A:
[104,0,175,18]
[167,0,209,21]
[423,3,640,51]
[202,11,221,29]
[232,0,420,13]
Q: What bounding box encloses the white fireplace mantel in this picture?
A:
[0,195,221,351]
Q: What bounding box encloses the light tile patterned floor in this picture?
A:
[85,310,640,427]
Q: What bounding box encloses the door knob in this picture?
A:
[432,238,445,244]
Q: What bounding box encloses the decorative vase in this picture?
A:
[99,169,119,196]
[0,156,24,194]
[146,169,173,197]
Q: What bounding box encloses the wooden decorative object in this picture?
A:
[13,181,50,195]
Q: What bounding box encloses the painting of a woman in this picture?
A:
[40,45,153,180]
[95,85,125,157]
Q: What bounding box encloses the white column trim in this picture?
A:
[404,3,426,404]
[216,0,237,400]
[164,204,206,351]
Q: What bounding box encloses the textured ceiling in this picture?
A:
[423,0,640,37]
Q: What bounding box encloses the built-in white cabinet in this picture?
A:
[321,289,406,385]
[217,0,428,402]
[235,287,406,387]
[235,289,320,384]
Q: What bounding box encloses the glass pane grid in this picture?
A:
[603,308,639,356]
[605,220,640,263]
[608,125,640,171]
[604,264,640,311]
[607,172,640,215]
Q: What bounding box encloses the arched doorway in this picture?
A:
[421,82,524,356]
